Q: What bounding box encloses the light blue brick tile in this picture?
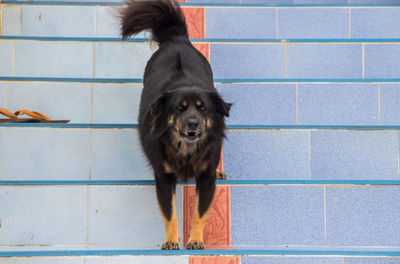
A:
[0,187,87,245]
[205,8,276,39]
[0,128,90,180]
[86,256,188,264]
[287,44,362,78]
[278,8,349,39]
[224,130,310,180]
[326,186,400,246]
[22,6,95,37]
[88,186,183,247]
[91,129,153,180]
[364,44,400,79]
[349,0,400,3]
[2,6,21,35]
[352,8,400,39]
[345,258,400,264]
[231,186,324,246]
[96,7,148,38]
[381,83,400,125]
[0,41,14,76]
[7,82,91,123]
[0,257,84,264]
[217,84,296,125]
[242,257,343,264]
[298,83,379,125]
[15,41,93,78]
[0,83,6,108]
[211,44,285,79]
[93,83,141,124]
[94,43,154,79]
[311,131,398,180]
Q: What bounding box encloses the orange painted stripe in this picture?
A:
[189,256,240,264]
[192,43,210,61]
[184,186,231,249]
[182,7,205,39]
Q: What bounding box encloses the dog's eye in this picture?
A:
[199,106,206,111]
[177,106,184,111]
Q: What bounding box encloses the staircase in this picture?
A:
[1,0,400,263]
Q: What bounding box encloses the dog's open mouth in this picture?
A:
[181,131,201,143]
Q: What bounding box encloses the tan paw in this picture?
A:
[216,170,227,180]
[186,240,205,250]
[161,240,180,250]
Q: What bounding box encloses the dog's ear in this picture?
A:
[209,92,232,117]
[151,91,171,116]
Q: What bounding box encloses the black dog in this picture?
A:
[120,0,231,250]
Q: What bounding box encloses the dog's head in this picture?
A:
[150,87,231,144]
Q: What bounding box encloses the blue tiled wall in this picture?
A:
[364,44,400,79]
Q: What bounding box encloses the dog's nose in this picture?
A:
[188,119,199,130]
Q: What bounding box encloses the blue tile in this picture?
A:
[298,83,379,125]
[345,258,400,264]
[22,6,95,37]
[0,41,14,76]
[278,8,349,39]
[217,84,296,125]
[85,256,188,264]
[224,130,310,180]
[242,0,294,3]
[0,83,6,108]
[0,128,90,180]
[231,186,324,246]
[311,131,398,180]
[205,8,276,39]
[380,83,400,125]
[349,0,400,3]
[326,186,400,246]
[352,8,400,39]
[15,41,93,78]
[242,257,343,264]
[93,83,141,124]
[88,186,183,247]
[96,7,148,38]
[365,44,400,79]
[0,257,84,264]
[0,187,87,245]
[211,44,285,79]
[91,129,153,180]
[2,6,21,35]
[287,44,362,78]
[7,82,91,123]
[94,43,153,79]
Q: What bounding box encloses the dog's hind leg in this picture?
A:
[186,171,216,249]
[155,173,180,250]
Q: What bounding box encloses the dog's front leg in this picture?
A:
[186,170,216,249]
[155,173,180,250]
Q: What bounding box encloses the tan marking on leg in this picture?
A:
[160,193,180,249]
[163,161,174,174]
[187,193,209,249]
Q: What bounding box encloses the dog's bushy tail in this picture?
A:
[119,0,188,44]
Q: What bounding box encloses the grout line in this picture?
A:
[362,43,365,79]
[348,8,351,39]
[94,7,97,37]
[398,132,400,180]
[296,83,299,124]
[86,185,90,246]
[309,130,312,180]
[324,185,327,246]
[284,43,287,78]
[89,128,92,180]
[203,7,206,39]
[19,5,22,35]
[378,83,381,125]
[90,84,94,123]
[276,8,279,39]
[0,4,3,36]
[13,40,16,76]
[343,257,345,264]
[92,43,95,78]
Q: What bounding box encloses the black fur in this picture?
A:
[120,0,231,249]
